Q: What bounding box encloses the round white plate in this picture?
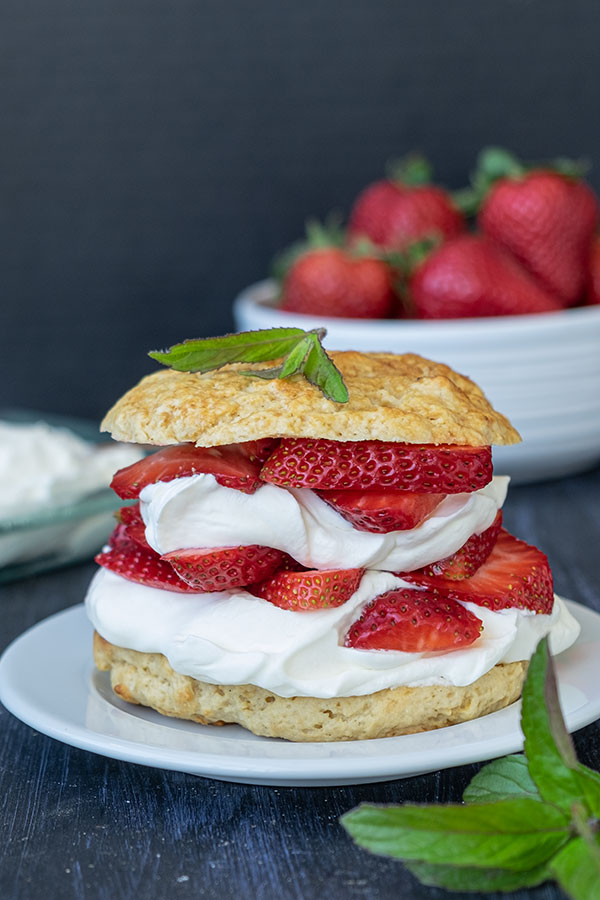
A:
[1,602,600,787]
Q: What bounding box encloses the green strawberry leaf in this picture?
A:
[149,327,349,404]
[405,859,549,892]
[463,754,541,805]
[549,837,600,900]
[341,797,570,871]
[522,637,582,812]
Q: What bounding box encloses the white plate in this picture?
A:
[1,602,600,787]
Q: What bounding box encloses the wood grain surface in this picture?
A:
[1,468,599,900]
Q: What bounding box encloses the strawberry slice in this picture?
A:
[318,489,446,533]
[403,511,503,579]
[162,545,286,592]
[96,527,198,592]
[116,503,152,551]
[260,438,492,493]
[345,588,482,651]
[254,567,364,610]
[401,529,554,613]
[111,439,278,500]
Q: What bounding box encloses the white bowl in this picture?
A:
[234,280,600,484]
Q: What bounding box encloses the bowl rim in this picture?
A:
[234,278,600,337]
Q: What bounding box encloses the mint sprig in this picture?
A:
[148,327,349,403]
[341,638,600,898]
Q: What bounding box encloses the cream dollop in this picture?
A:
[141,475,509,572]
[86,568,580,699]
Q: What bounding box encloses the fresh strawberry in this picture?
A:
[260,438,492,493]
[162,545,286,592]
[585,235,600,305]
[96,528,197,592]
[402,511,503,580]
[344,588,482,651]
[116,504,151,551]
[279,247,395,319]
[348,156,464,250]
[254,567,364,611]
[110,440,275,499]
[409,235,563,318]
[402,528,554,614]
[476,149,598,305]
[318,489,446,533]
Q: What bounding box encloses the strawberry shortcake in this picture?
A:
[86,346,579,741]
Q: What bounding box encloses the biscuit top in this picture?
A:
[101,351,520,447]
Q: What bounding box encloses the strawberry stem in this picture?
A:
[387,153,434,187]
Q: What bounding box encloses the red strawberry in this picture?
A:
[261,438,492,493]
[409,235,563,318]
[585,235,600,305]
[110,440,275,500]
[279,247,395,319]
[318,489,446,533]
[254,567,364,611]
[97,528,197,592]
[402,529,554,614]
[116,504,152,551]
[344,588,482,651]
[162,545,286,592]
[402,511,503,580]
[480,166,598,305]
[348,156,464,250]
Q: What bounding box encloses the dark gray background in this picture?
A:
[3,0,600,419]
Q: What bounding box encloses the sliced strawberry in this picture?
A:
[254,567,364,611]
[402,528,553,613]
[116,503,152,551]
[260,439,492,493]
[403,511,503,580]
[319,489,446,533]
[162,545,286,592]
[96,528,197,592]
[344,588,482,651]
[110,440,277,500]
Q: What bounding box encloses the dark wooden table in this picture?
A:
[2,468,600,900]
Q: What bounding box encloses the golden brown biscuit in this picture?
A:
[94,632,527,743]
[101,351,520,448]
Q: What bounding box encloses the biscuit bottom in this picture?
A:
[93,632,527,742]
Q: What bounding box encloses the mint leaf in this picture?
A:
[148,328,307,371]
[463,754,541,805]
[522,637,582,812]
[149,327,349,403]
[405,860,549,892]
[341,798,570,871]
[549,837,600,900]
[575,765,600,817]
[302,334,349,402]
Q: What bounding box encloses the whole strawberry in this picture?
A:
[476,147,599,305]
[280,247,395,318]
[409,234,563,318]
[348,154,465,250]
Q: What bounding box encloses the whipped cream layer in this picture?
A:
[141,475,509,572]
[86,568,580,699]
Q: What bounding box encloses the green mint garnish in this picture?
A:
[341,638,600,899]
[148,327,349,404]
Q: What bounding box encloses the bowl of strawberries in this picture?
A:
[234,149,600,484]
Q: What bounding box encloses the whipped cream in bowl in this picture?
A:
[0,419,142,569]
